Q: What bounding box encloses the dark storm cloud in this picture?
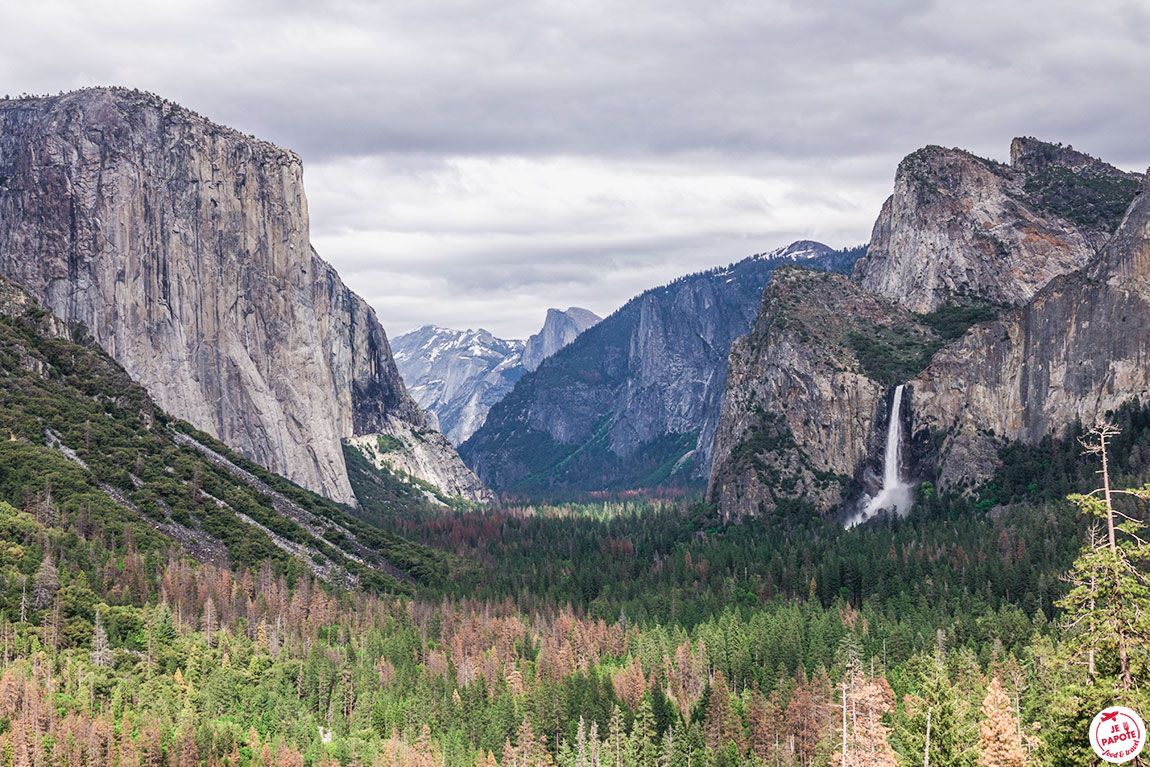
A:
[2,0,1147,336]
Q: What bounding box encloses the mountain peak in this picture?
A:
[521,307,601,372]
[853,139,1140,312]
[392,307,601,445]
[1009,136,1135,177]
[460,245,865,493]
[753,240,833,263]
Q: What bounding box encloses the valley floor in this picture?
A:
[2,409,1149,767]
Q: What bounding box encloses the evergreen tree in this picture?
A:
[31,554,58,610]
[1057,424,1150,690]
[605,705,632,767]
[633,695,659,767]
[900,654,975,767]
[703,673,746,756]
[747,689,780,764]
[836,670,897,767]
[1045,424,1150,765]
[176,726,199,767]
[786,673,817,767]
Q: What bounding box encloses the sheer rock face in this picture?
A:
[0,88,485,505]
[710,140,1146,518]
[392,308,599,447]
[461,242,855,492]
[911,170,1150,488]
[0,274,77,347]
[520,307,600,372]
[460,270,756,491]
[392,326,526,446]
[707,269,935,518]
[853,141,1140,313]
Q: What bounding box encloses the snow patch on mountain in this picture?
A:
[393,308,600,445]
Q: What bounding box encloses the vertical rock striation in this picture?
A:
[0,88,486,505]
[911,169,1150,488]
[461,242,863,492]
[520,307,601,372]
[853,141,1140,312]
[710,139,1145,518]
[707,269,937,519]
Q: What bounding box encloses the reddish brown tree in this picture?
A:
[978,677,1025,767]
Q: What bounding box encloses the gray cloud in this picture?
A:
[2,0,1147,337]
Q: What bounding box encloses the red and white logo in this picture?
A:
[1091,707,1145,764]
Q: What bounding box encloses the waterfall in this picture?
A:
[877,384,906,497]
[845,384,913,528]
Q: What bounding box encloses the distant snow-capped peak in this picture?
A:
[752,240,833,263]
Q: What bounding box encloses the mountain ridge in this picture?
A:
[460,241,865,493]
[852,139,1140,312]
[392,306,600,445]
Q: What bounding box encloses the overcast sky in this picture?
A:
[4,0,1149,338]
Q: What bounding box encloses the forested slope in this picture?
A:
[3,402,1149,765]
[0,274,464,594]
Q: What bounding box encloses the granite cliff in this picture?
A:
[0,88,488,505]
[707,268,940,518]
[853,139,1140,312]
[521,307,601,372]
[710,139,1145,518]
[911,167,1150,489]
[392,307,599,446]
[0,272,456,588]
[461,242,864,492]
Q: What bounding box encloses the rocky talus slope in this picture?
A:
[345,418,497,505]
[0,88,488,505]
